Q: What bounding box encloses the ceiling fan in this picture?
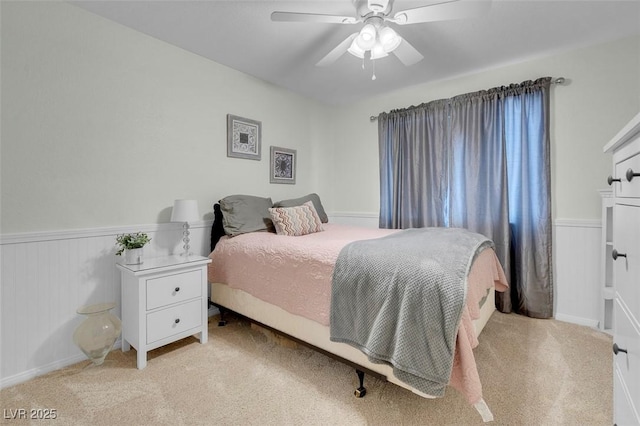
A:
[272,0,491,72]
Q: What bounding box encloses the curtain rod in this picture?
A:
[369,77,566,121]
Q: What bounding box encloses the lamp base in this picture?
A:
[180,222,192,258]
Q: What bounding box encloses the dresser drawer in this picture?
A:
[614,366,640,426]
[146,299,202,344]
[615,151,640,198]
[146,270,202,310]
[613,299,640,420]
[613,204,640,324]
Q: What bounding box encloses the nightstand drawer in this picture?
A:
[146,270,202,310]
[146,299,202,344]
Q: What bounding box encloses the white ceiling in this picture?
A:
[71,0,640,105]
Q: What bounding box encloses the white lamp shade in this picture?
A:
[359,24,376,42]
[379,26,401,53]
[355,24,376,50]
[347,38,366,58]
[170,199,199,223]
[370,42,388,60]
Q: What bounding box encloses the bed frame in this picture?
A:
[210,281,496,396]
[207,204,496,421]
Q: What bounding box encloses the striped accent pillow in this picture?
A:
[268,201,324,237]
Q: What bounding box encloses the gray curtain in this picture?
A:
[379,100,450,228]
[378,77,553,318]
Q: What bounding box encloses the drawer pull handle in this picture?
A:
[174,318,180,324]
[613,343,627,355]
[175,287,180,292]
[612,249,627,260]
[626,168,640,182]
[607,175,621,185]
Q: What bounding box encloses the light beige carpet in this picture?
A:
[1,312,612,425]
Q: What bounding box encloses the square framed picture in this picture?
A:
[227,114,261,160]
[270,146,296,185]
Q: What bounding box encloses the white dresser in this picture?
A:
[117,255,212,369]
[604,112,640,426]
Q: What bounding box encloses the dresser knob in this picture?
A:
[174,318,180,324]
[175,287,180,292]
[613,343,628,355]
[612,249,627,260]
[607,175,621,185]
[626,168,640,182]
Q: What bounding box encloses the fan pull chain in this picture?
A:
[372,59,376,80]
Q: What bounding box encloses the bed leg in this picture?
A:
[354,369,367,398]
[217,306,228,327]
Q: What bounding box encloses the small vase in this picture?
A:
[125,247,144,265]
[73,302,122,366]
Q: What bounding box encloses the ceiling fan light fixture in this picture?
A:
[347,38,366,59]
[356,23,377,49]
[379,26,401,53]
[370,42,388,60]
[274,0,491,72]
[355,35,375,51]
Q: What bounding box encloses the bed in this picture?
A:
[207,194,509,422]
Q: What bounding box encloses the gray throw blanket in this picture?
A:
[330,227,493,397]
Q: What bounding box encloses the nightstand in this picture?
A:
[117,255,212,369]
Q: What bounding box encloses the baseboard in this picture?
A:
[554,313,599,329]
[0,339,123,390]
[0,355,86,389]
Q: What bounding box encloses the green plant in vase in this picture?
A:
[115,232,151,264]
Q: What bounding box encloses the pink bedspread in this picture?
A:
[208,223,508,404]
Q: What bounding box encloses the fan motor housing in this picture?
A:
[354,0,392,17]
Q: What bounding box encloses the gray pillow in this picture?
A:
[219,195,274,237]
[273,193,328,223]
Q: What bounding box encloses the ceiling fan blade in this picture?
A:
[271,11,359,24]
[392,0,491,25]
[392,38,424,66]
[316,33,359,67]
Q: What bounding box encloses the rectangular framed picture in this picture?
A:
[270,146,296,184]
[227,114,261,160]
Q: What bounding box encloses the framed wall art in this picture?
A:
[270,146,296,185]
[227,114,261,160]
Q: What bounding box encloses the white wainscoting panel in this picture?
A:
[553,219,602,328]
[0,222,212,389]
[0,215,603,388]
